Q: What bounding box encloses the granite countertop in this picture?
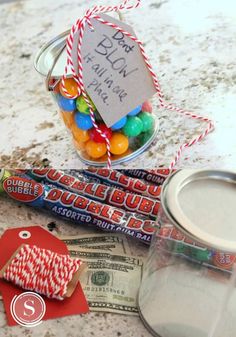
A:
[0,193,152,337]
[0,0,236,169]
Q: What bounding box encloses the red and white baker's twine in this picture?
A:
[61,0,214,169]
[3,245,82,300]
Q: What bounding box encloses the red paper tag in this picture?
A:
[0,226,89,326]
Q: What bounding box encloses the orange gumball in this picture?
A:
[114,148,133,159]
[59,78,79,98]
[71,124,90,142]
[85,140,107,159]
[110,133,129,155]
[73,138,86,151]
[60,110,74,129]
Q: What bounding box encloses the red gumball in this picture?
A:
[90,124,112,143]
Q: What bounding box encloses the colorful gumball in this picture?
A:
[142,101,152,113]
[85,140,107,159]
[110,133,129,155]
[138,130,153,146]
[59,78,80,98]
[114,148,132,159]
[71,124,90,142]
[58,94,76,112]
[97,153,108,162]
[73,138,86,151]
[123,116,143,137]
[76,96,89,114]
[128,105,142,116]
[74,112,93,131]
[76,95,96,114]
[111,116,127,130]
[138,112,155,132]
[90,124,112,143]
[60,110,74,129]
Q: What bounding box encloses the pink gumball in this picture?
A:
[142,101,153,113]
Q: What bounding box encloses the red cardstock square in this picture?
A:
[0,225,89,326]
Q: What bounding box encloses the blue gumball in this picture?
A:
[128,105,142,116]
[75,112,93,131]
[111,116,127,130]
[58,94,76,112]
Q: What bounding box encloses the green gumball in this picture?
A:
[123,116,143,137]
[138,130,154,146]
[76,96,96,114]
[138,112,155,132]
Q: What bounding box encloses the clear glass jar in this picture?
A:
[52,81,158,166]
[35,31,159,167]
[138,170,236,337]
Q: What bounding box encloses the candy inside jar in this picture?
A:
[50,77,158,165]
[35,30,159,166]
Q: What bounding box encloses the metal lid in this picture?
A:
[161,170,236,253]
[34,30,69,78]
[34,13,123,79]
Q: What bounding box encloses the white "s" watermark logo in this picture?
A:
[24,299,36,317]
[10,292,46,327]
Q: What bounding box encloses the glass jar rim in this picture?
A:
[161,169,236,253]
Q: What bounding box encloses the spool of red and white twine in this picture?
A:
[61,0,214,169]
[2,245,83,300]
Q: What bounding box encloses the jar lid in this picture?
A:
[34,14,125,79]
[161,170,236,253]
[34,30,69,78]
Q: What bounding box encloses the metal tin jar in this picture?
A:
[138,170,236,337]
[34,31,159,167]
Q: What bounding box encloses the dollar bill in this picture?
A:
[60,233,131,255]
[0,234,142,316]
[69,249,143,315]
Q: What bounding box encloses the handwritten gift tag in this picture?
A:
[71,14,156,127]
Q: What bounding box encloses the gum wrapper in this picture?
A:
[82,169,162,199]
[157,225,236,274]
[23,169,160,219]
[0,174,156,244]
[120,169,171,186]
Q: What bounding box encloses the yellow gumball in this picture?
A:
[71,123,90,142]
[60,110,74,129]
[59,78,79,98]
[85,140,107,159]
[110,133,129,155]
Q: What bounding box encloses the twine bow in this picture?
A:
[61,0,214,169]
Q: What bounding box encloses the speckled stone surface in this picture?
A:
[0,193,151,337]
[0,0,236,169]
